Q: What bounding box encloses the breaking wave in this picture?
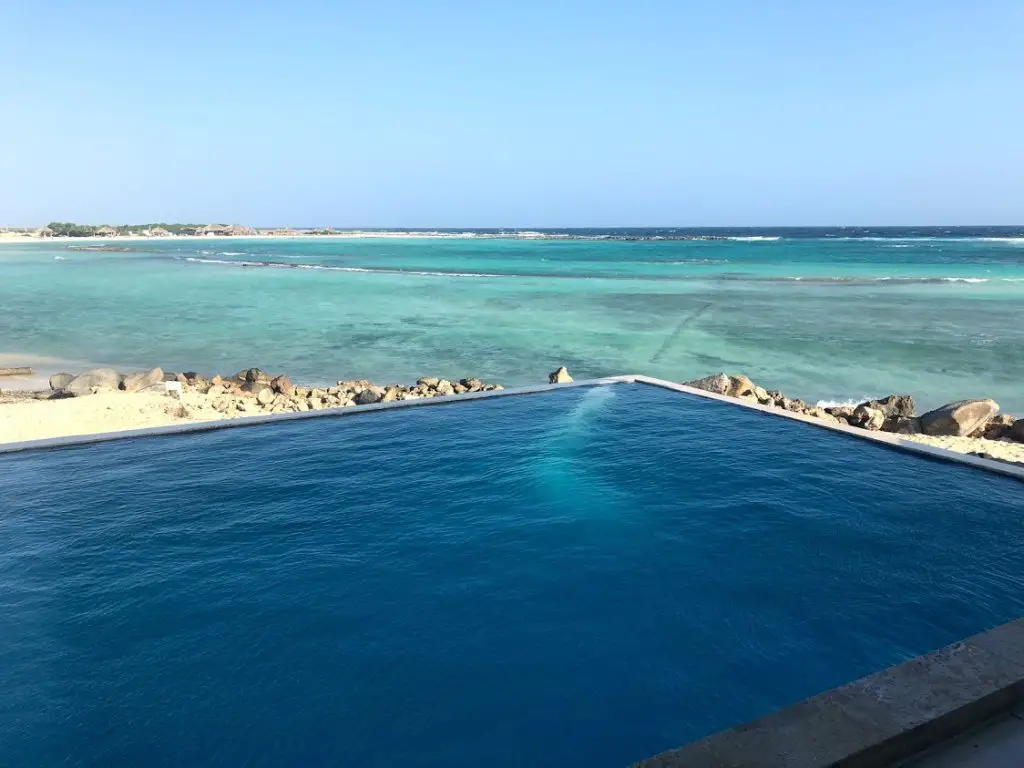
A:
[179,256,1023,287]
[182,256,505,279]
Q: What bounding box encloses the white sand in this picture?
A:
[0,391,246,444]
[902,433,1024,464]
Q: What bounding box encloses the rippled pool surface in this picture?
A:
[1,384,1022,767]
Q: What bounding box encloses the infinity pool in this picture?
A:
[1,383,1021,767]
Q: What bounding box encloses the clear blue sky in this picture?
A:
[2,1,1021,226]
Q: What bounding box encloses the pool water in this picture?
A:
[1,384,1021,767]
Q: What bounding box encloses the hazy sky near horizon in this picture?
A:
[2,1,1022,227]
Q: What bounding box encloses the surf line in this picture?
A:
[650,302,714,363]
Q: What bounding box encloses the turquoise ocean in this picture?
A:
[1,227,1023,413]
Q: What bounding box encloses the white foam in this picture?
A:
[814,397,874,409]
[725,236,781,241]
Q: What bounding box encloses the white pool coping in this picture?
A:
[1,374,1022,482]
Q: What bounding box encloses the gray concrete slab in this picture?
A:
[635,619,1024,768]
[907,714,1024,767]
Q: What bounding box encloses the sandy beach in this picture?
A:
[0,390,227,443]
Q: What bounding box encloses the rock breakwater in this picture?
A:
[683,373,1024,462]
[4,366,505,418]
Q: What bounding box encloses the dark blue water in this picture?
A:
[1,384,1022,767]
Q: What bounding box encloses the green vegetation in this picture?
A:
[45,222,209,237]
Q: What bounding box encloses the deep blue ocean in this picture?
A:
[1,384,1021,766]
[1,225,1024,412]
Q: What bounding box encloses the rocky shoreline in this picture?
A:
[1,366,1022,465]
[3,366,505,414]
[683,373,1024,462]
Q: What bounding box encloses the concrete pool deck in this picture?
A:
[635,618,1024,768]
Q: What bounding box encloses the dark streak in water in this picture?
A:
[650,303,714,363]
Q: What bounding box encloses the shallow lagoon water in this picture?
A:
[1,384,1021,766]
[1,228,1023,411]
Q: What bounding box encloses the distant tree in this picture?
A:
[46,222,101,237]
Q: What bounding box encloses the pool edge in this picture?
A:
[633,376,1024,483]
[632,617,1024,768]
[1,374,1022,484]
[0,376,636,455]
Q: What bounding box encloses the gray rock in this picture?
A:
[979,414,1015,440]
[886,416,922,435]
[1008,419,1024,443]
[858,394,916,419]
[728,374,756,398]
[826,405,856,421]
[752,385,770,403]
[548,367,573,384]
[919,399,1000,437]
[255,387,274,406]
[186,372,211,392]
[852,404,886,430]
[236,368,271,385]
[65,368,123,396]
[122,367,165,392]
[271,375,295,396]
[417,376,440,388]
[137,383,170,395]
[435,380,455,396]
[460,377,483,390]
[356,386,385,405]
[49,372,74,391]
[684,373,730,395]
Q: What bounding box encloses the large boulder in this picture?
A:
[355,386,386,405]
[183,372,211,392]
[1008,419,1024,444]
[235,368,271,385]
[548,367,573,384]
[919,399,999,437]
[856,397,921,421]
[49,372,74,391]
[435,380,455,396]
[122,367,165,392]
[979,414,1016,440]
[871,394,916,419]
[728,375,756,398]
[851,404,886,431]
[683,373,730,396]
[889,416,922,435]
[271,375,295,397]
[417,376,440,388]
[64,368,122,396]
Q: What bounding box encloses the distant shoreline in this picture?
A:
[0,231,767,244]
